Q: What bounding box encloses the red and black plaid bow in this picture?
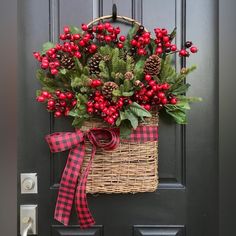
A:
[45,126,158,229]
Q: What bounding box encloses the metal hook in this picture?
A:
[112,4,117,21]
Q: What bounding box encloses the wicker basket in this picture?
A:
[80,114,159,194]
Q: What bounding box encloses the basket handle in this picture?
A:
[87,4,149,32]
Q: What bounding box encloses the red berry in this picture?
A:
[161,97,168,104]
[105,35,112,42]
[81,24,88,31]
[149,80,156,86]
[161,28,168,35]
[163,36,170,42]
[60,34,66,40]
[179,49,188,57]
[107,26,114,33]
[119,35,126,42]
[131,39,137,46]
[104,22,111,29]
[51,68,58,75]
[97,24,104,31]
[41,62,49,69]
[137,48,146,55]
[36,96,45,102]
[165,42,171,48]
[171,45,177,51]
[117,43,123,49]
[71,100,77,107]
[190,46,198,53]
[114,27,120,34]
[144,38,150,44]
[48,99,55,107]
[170,98,177,104]
[144,104,151,111]
[74,51,82,58]
[41,91,50,98]
[66,92,74,99]
[90,44,97,51]
[107,117,115,125]
[64,26,70,34]
[55,90,61,97]
[79,40,86,47]
[158,92,165,99]
[73,34,80,40]
[54,111,62,117]
[155,47,163,54]
[59,93,67,100]
[145,74,152,81]
[146,90,153,97]
[33,52,40,59]
[87,107,94,113]
[161,83,170,90]
[60,100,66,107]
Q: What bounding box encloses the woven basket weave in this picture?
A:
[80,114,158,194]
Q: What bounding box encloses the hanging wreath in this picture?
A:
[33,15,200,228]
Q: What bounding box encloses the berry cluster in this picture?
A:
[129,25,151,55]
[154,28,198,57]
[133,74,177,110]
[36,90,76,117]
[81,22,125,49]
[86,91,127,125]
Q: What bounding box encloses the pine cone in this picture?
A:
[144,54,161,76]
[88,53,103,75]
[124,71,134,80]
[102,82,118,99]
[57,53,75,70]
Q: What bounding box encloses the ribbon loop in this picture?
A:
[45,130,84,153]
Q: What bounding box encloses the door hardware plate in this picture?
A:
[21,173,38,194]
[20,204,37,235]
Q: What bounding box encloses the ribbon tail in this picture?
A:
[76,146,96,229]
[54,143,85,226]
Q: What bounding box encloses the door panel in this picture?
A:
[18,0,218,235]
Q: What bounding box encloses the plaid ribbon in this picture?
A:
[45,126,158,229]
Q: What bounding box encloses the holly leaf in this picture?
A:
[69,109,79,117]
[129,102,152,118]
[41,42,55,54]
[125,110,138,129]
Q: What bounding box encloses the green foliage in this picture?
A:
[126,55,135,72]
[41,42,55,54]
[69,25,83,35]
[36,69,57,90]
[112,48,127,74]
[99,60,110,79]
[159,56,175,82]
[134,59,145,81]
[117,102,152,138]
[129,102,152,118]
[124,25,139,50]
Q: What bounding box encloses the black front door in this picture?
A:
[18,0,218,235]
